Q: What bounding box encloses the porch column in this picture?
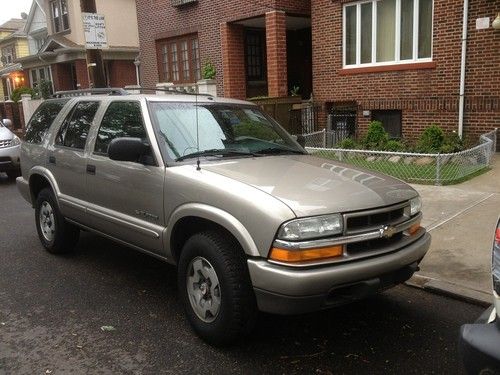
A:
[220,22,246,99]
[265,11,288,98]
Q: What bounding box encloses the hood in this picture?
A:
[0,126,14,141]
[202,155,418,217]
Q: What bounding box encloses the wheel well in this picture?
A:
[29,174,51,203]
[170,216,242,263]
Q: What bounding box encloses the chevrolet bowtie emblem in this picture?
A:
[380,225,397,239]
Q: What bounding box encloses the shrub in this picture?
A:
[337,137,359,149]
[34,79,53,99]
[201,61,216,80]
[363,121,388,150]
[10,86,34,102]
[385,139,406,152]
[441,131,464,153]
[416,124,445,153]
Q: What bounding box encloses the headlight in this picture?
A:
[493,219,500,295]
[11,136,21,146]
[410,196,422,216]
[277,214,343,241]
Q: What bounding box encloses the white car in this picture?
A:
[0,119,21,178]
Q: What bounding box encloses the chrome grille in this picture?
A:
[0,139,12,148]
[344,202,410,235]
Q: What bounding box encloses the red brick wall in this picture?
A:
[266,11,288,98]
[135,0,310,97]
[75,59,90,89]
[221,23,246,99]
[312,0,500,141]
[108,60,137,88]
[51,63,74,91]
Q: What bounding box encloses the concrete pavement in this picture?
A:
[409,153,500,304]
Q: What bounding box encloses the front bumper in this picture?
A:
[0,144,20,172]
[459,306,500,374]
[248,232,431,314]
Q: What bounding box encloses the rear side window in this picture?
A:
[94,101,146,155]
[24,100,68,144]
[55,101,100,150]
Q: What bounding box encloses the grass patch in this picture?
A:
[312,151,490,185]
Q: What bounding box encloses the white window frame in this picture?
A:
[30,66,55,93]
[342,0,434,68]
[50,0,70,33]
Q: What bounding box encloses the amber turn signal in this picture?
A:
[407,223,421,236]
[269,245,343,263]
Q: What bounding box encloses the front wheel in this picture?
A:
[35,188,79,254]
[178,230,257,345]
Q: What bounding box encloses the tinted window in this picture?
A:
[94,102,146,155]
[56,101,99,149]
[24,100,68,144]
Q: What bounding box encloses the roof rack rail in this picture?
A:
[131,87,213,97]
[52,88,129,98]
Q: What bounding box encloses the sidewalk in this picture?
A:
[409,153,500,305]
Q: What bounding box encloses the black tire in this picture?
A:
[178,230,257,345]
[35,187,80,254]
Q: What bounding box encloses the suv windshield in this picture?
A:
[149,102,304,161]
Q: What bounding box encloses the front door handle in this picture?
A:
[86,164,96,175]
[48,156,56,165]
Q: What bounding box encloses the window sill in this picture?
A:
[339,61,437,75]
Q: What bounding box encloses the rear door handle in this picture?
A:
[86,164,96,175]
[48,156,56,165]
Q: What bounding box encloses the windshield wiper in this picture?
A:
[255,147,305,155]
[176,149,259,161]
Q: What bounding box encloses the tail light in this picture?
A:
[493,219,500,295]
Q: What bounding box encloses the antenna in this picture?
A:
[195,84,201,171]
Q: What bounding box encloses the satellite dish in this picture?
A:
[21,12,28,19]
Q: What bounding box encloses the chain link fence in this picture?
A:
[303,129,498,185]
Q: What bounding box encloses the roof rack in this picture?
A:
[52,88,129,98]
[134,87,213,97]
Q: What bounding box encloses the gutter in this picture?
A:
[458,0,469,138]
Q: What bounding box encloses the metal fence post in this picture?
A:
[323,128,327,148]
[435,154,442,186]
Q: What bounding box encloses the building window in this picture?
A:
[50,0,69,33]
[1,45,16,65]
[157,35,201,84]
[372,110,402,138]
[245,30,266,81]
[30,67,54,95]
[343,0,433,67]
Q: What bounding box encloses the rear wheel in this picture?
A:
[35,188,79,254]
[178,230,257,345]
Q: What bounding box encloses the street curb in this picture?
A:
[405,274,492,307]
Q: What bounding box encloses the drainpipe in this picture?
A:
[458,0,469,139]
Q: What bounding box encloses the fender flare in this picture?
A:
[166,203,260,258]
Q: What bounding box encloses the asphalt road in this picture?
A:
[0,174,484,374]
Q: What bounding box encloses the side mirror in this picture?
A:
[296,135,306,148]
[108,137,151,164]
[2,118,13,129]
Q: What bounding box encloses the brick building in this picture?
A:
[135,0,312,99]
[312,0,500,141]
